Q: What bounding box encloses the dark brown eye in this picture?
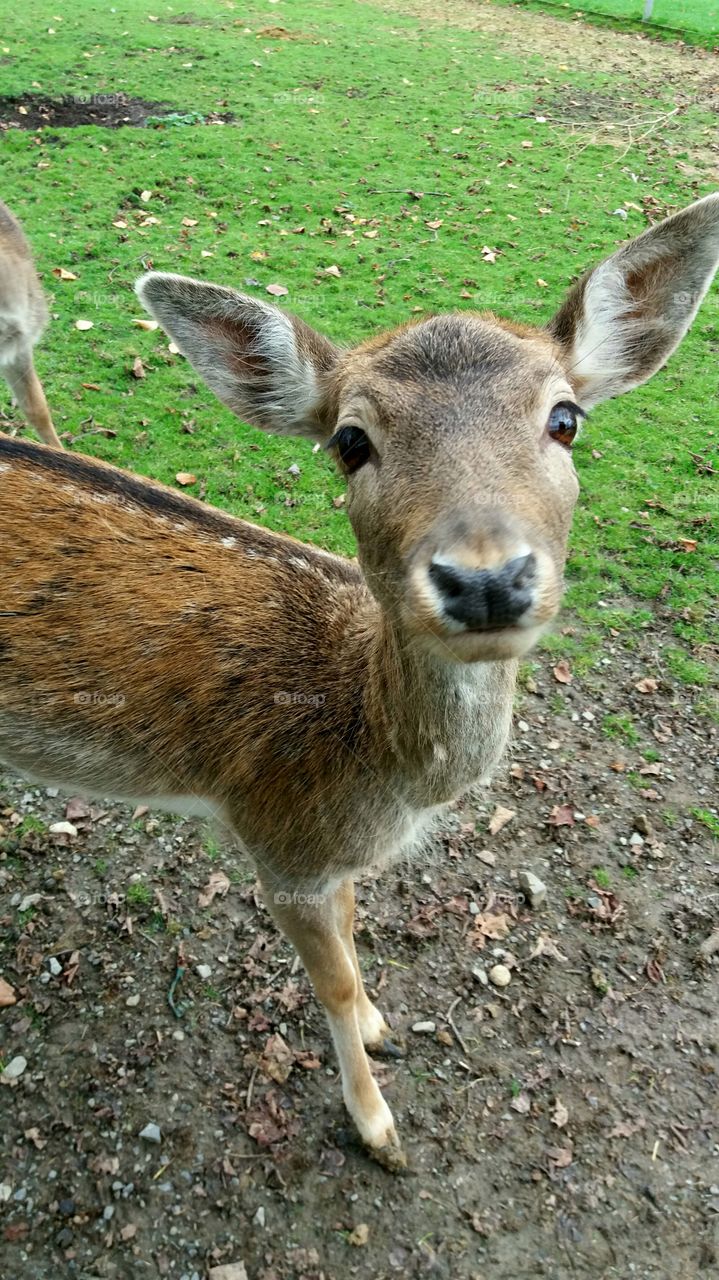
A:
[547,402,583,448]
[329,424,371,474]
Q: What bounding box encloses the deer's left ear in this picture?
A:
[547,193,719,408]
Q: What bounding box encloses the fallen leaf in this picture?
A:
[676,538,697,552]
[547,804,574,827]
[132,318,159,331]
[511,1091,531,1114]
[481,245,498,264]
[349,1223,370,1246]
[208,1265,249,1280]
[52,266,78,281]
[266,283,288,297]
[24,1126,46,1150]
[198,870,230,908]
[547,1144,573,1168]
[120,1224,138,1241]
[469,911,512,950]
[529,935,567,963]
[488,805,515,835]
[175,472,197,487]
[0,978,17,1007]
[635,677,658,694]
[181,217,198,227]
[425,219,443,230]
[536,277,549,288]
[74,319,94,331]
[552,659,572,684]
[552,1098,569,1128]
[131,356,146,379]
[259,1033,294,1084]
[320,264,342,277]
[608,1117,646,1139]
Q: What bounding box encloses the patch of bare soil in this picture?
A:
[1,617,717,1279]
[0,95,233,131]
[365,0,719,174]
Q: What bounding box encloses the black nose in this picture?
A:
[428,552,537,630]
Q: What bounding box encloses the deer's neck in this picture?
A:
[360,611,517,807]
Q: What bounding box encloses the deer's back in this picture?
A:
[0,440,384,865]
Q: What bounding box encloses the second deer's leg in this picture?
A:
[4,351,62,448]
[262,880,406,1170]
[334,878,394,1051]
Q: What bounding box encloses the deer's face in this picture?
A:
[329,316,580,662]
[137,193,719,666]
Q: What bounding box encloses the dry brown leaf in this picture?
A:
[511,1091,531,1114]
[132,318,159,331]
[260,1033,294,1084]
[74,319,94,331]
[488,805,515,835]
[529,935,567,963]
[52,266,78,281]
[635,677,658,694]
[198,870,230,908]
[552,1098,569,1128]
[131,356,146,379]
[470,911,512,950]
[349,1222,370,1246]
[481,245,498,263]
[0,977,17,1007]
[547,804,574,827]
[552,659,572,684]
[175,472,197,487]
[181,217,199,227]
[266,283,288,297]
[547,1144,573,1168]
[425,219,443,230]
[320,264,342,277]
[676,538,697,552]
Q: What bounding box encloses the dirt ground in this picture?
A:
[1,609,717,1280]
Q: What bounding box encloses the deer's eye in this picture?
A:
[547,402,583,448]
[329,424,371,474]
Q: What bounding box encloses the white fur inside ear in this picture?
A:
[566,264,641,407]
[241,303,322,435]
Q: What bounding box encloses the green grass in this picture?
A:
[126,880,152,907]
[692,808,719,837]
[1,0,717,693]
[602,714,640,747]
[499,0,718,47]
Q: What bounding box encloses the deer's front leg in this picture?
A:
[262,880,406,1171]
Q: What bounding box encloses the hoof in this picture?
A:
[366,1035,407,1059]
[367,1138,408,1174]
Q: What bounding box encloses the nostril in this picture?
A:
[428,553,537,631]
[505,551,537,592]
[428,560,465,599]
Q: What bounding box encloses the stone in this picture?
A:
[411,1021,436,1034]
[196,964,212,981]
[489,964,512,989]
[139,1123,161,1144]
[48,957,63,977]
[518,870,547,908]
[1,1055,27,1082]
[49,821,78,837]
[126,994,141,1007]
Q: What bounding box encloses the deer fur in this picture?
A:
[0,198,61,449]
[0,194,717,1167]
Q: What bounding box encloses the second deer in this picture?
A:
[0,195,716,1167]
[0,198,62,448]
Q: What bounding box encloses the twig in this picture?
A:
[446,996,470,1056]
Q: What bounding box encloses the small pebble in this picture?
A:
[19,893,42,913]
[1,1055,28,1082]
[253,1205,266,1227]
[473,967,489,986]
[489,964,512,989]
[0,1184,11,1203]
[126,994,141,1008]
[196,964,212,981]
[634,814,653,837]
[139,1123,162,1144]
[57,1199,76,1217]
[477,849,496,866]
[48,957,63,977]
[411,1021,436,1034]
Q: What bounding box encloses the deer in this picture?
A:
[0,198,62,449]
[0,195,716,1169]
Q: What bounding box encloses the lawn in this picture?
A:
[0,0,717,699]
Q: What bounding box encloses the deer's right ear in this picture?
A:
[547,193,719,409]
[135,273,340,441]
